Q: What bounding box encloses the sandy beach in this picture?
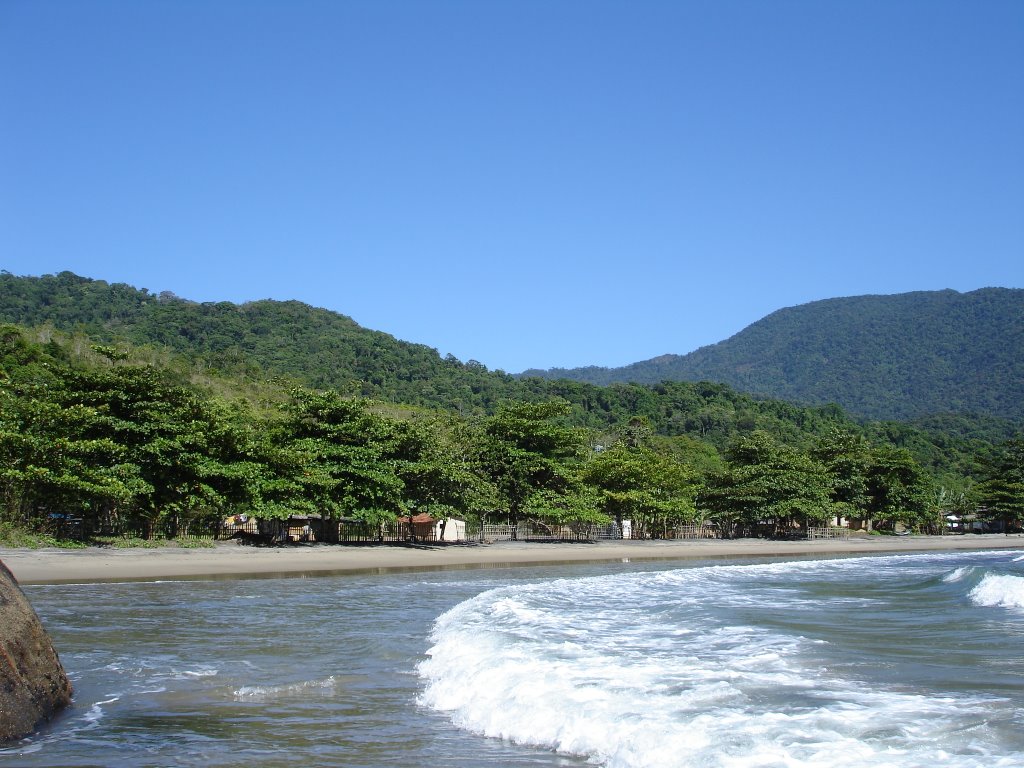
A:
[2,534,1021,585]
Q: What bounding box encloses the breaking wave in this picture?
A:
[419,553,1024,768]
[969,573,1024,610]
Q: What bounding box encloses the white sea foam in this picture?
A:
[943,566,974,583]
[84,695,121,725]
[969,573,1024,610]
[102,659,220,682]
[233,675,339,700]
[0,691,125,757]
[419,557,1024,768]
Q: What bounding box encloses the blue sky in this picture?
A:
[2,1,1022,373]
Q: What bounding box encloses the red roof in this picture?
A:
[405,513,435,524]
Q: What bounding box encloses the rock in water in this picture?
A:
[0,560,72,742]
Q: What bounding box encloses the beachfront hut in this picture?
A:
[434,517,466,542]
[285,515,316,542]
[396,513,467,541]
[401,513,437,541]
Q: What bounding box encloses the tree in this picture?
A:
[281,389,405,528]
[616,416,653,448]
[812,428,871,527]
[385,415,496,541]
[864,446,931,531]
[0,382,139,533]
[928,483,975,534]
[581,444,695,538]
[60,366,240,537]
[481,400,585,527]
[700,431,833,537]
[974,438,1024,531]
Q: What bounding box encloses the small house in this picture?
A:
[398,513,467,541]
[434,517,466,541]
[401,513,437,540]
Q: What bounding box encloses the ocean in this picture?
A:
[5,549,1023,767]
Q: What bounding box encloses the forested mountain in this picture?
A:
[7,274,1020,426]
[1,271,1017,482]
[0,274,846,450]
[522,289,1024,423]
[2,272,1022,542]
[0,270,513,411]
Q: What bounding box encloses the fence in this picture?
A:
[593,523,624,540]
[221,517,635,546]
[807,526,851,540]
[221,516,466,545]
[38,511,221,542]
[479,524,516,541]
[476,522,622,542]
[669,524,720,540]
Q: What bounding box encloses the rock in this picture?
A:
[0,560,72,742]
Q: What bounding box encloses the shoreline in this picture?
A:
[2,534,1022,585]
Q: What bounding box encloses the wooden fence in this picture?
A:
[807,526,851,540]
[476,522,622,542]
[669,524,720,539]
[221,516,464,545]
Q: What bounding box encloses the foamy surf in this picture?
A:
[419,554,1024,768]
[969,573,1024,610]
[943,565,974,582]
[233,676,340,700]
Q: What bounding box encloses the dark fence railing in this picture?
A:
[476,522,622,542]
[220,516,463,545]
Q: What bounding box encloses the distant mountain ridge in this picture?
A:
[521,288,1024,422]
[0,270,512,411]
[2,273,1021,424]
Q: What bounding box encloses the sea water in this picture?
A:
[4,550,1023,767]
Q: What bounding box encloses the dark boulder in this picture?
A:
[0,560,72,742]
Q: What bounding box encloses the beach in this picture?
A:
[3,534,1022,584]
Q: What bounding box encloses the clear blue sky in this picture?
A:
[2,1,1022,373]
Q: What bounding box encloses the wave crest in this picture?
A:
[969,574,1024,610]
[233,676,339,700]
[418,561,1023,768]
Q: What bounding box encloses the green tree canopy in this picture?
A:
[582,444,696,538]
[864,446,931,530]
[280,389,406,525]
[700,431,833,537]
[974,438,1024,528]
[481,399,585,525]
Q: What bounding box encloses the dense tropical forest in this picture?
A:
[1,272,1021,545]
[524,288,1024,423]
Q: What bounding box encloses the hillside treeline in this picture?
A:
[2,325,1021,543]
[5,273,1023,437]
[524,288,1024,422]
[0,272,1017,474]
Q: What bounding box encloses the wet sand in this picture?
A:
[3,534,1022,585]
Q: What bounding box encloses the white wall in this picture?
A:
[434,518,466,541]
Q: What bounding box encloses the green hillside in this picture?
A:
[0,271,1014,480]
[2,273,1021,543]
[0,270,516,412]
[522,289,1024,422]
[0,273,857,451]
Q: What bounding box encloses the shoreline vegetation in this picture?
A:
[3,534,1021,586]
[2,282,1022,562]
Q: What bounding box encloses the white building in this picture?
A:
[434,517,466,541]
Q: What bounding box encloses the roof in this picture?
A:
[404,513,435,524]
